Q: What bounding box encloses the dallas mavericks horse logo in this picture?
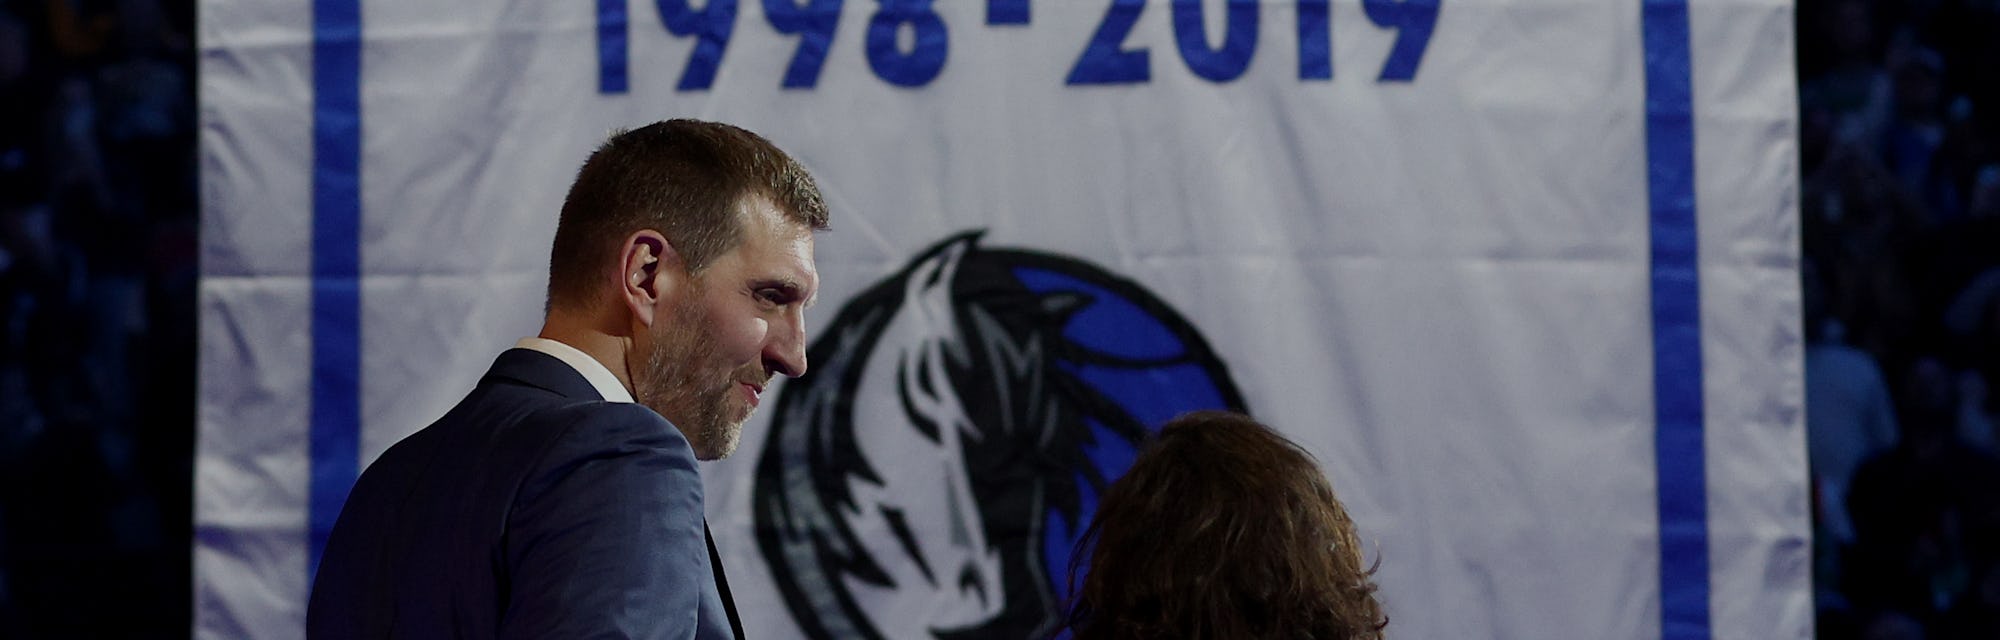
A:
[753,233,1246,639]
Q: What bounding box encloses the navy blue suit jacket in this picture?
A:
[307,348,739,639]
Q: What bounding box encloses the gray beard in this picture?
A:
[636,302,740,460]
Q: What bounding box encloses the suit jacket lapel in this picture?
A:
[706,522,745,640]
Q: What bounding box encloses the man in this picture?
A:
[307,119,828,639]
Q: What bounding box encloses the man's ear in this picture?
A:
[619,230,681,327]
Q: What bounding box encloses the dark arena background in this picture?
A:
[2,0,1997,637]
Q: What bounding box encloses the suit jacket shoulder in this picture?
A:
[307,349,726,640]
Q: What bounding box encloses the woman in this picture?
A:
[1063,411,1387,639]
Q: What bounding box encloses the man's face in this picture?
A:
[636,196,818,460]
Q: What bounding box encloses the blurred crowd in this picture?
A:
[1799,0,2000,638]
[0,0,196,636]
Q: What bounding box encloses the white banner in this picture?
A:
[198,0,1806,638]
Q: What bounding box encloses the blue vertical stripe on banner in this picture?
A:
[598,0,628,93]
[310,0,362,580]
[1640,1,1710,639]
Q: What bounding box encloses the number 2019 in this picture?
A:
[1067,0,1440,84]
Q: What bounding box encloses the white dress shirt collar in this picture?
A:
[513,337,634,403]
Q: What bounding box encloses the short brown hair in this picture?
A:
[546,119,829,311]
[1064,411,1386,640]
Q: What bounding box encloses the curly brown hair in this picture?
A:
[1063,411,1386,640]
